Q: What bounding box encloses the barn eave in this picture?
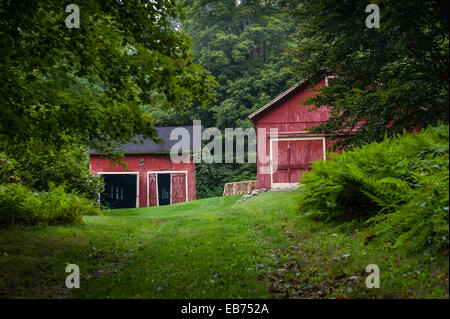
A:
[247,80,309,126]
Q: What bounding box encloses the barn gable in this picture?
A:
[248,79,329,132]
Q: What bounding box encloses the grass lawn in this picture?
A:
[0,191,448,298]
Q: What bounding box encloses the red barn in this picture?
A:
[88,127,196,209]
[248,79,333,190]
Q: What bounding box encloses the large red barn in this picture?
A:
[88,127,196,209]
[248,78,333,190]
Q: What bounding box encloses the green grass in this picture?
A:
[0,191,448,298]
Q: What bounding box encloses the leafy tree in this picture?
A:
[288,0,449,149]
[149,0,298,128]
[150,0,300,198]
[1,145,103,200]
[0,0,216,153]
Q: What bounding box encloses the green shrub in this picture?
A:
[0,183,98,227]
[297,125,449,254]
[1,145,104,200]
[0,152,20,184]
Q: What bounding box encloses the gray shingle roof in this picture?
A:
[87,126,194,154]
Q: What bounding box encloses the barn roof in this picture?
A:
[87,126,194,155]
[247,81,309,125]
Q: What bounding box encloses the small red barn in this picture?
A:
[88,127,196,209]
[248,79,332,190]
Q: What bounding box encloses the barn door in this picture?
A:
[288,140,308,182]
[148,173,157,206]
[100,174,137,209]
[273,140,290,184]
[304,140,323,172]
[272,138,324,186]
[171,173,187,204]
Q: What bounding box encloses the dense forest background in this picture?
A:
[149,0,299,198]
[148,0,449,199]
[4,1,442,201]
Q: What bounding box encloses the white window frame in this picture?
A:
[325,75,337,86]
[269,137,326,189]
[147,171,188,206]
[98,172,140,208]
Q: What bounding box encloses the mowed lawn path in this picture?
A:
[0,192,298,298]
[1,191,448,299]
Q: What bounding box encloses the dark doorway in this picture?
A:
[101,174,137,209]
[157,173,171,206]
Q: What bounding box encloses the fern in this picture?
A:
[297,124,449,254]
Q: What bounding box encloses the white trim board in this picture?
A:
[269,136,326,189]
[147,171,188,206]
[325,75,337,86]
[97,172,140,208]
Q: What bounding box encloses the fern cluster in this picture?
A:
[297,125,449,254]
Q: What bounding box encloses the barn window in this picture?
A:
[325,75,337,86]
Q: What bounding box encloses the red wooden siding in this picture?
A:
[89,154,195,207]
[273,140,289,183]
[273,139,324,184]
[171,173,187,204]
[148,173,157,206]
[305,140,324,171]
[251,79,335,189]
